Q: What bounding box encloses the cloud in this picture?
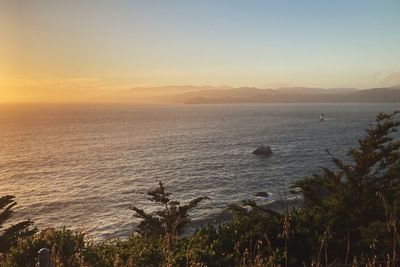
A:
[0,77,122,102]
[0,77,104,88]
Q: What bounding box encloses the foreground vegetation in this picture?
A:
[1,112,400,266]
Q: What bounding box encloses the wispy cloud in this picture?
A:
[0,77,125,102]
[1,77,98,87]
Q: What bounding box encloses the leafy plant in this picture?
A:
[130,181,208,237]
[6,227,85,267]
[295,111,400,263]
[0,195,36,254]
[130,181,208,266]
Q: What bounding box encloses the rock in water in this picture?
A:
[289,187,302,194]
[252,145,273,156]
[255,192,269,198]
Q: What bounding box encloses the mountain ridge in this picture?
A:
[154,85,400,104]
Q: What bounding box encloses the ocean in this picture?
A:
[0,103,398,240]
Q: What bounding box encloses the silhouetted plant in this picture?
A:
[0,195,36,254]
[7,227,85,267]
[130,181,208,237]
[130,181,208,266]
[294,111,400,263]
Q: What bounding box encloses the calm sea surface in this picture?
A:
[0,103,398,239]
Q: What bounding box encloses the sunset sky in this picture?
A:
[1,0,400,102]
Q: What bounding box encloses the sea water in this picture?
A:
[0,103,398,239]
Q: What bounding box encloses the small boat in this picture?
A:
[319,113,325,121]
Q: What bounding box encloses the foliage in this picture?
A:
[130,181,209,237]
[293,111,400,263]
[6,228,85,267]
[185,206,284,266]
[83,240,122,267]
[129,181,209,266]
[0,195,36,254]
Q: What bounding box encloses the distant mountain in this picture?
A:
[351,88,400,102]
[111,84,400,103]
[115,85,232,101]
[276,87,358,95]
[158,85,400,104]
[157,87,277,103]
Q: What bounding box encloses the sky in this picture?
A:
[1,0,400,102]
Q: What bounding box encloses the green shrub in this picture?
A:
[6,228,85,267]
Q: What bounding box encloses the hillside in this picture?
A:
[156,85,400,104]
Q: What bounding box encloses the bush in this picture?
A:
[6,228,85,267]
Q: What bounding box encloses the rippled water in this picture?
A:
[0,103,398,239]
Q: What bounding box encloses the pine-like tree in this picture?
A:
[295,111,400,259]
[130,182,208,266]
[130,181,208,237]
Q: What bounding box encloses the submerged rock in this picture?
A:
[252,145,273,156]
[255,191,269,198]
[289,187,302,194]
